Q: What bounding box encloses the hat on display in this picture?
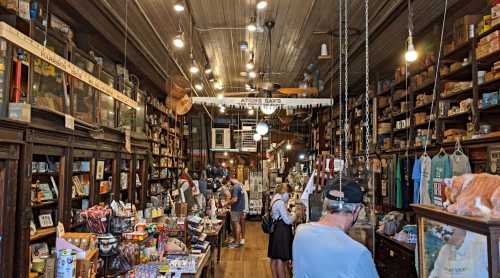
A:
[323,176,364,204]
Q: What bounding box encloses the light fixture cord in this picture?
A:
[423,0,448,154]
[123,0,128,93]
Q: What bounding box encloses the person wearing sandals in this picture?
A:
[268,183,297,278]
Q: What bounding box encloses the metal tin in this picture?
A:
[56,249,76,278]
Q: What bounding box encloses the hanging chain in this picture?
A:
[424,0,448,153]
[343,0,349,173]
[337,0,343,194]
[364,0,370,172]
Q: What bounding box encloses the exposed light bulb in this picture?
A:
[246,62,255,70]
[286,142,292,150]
[405,36,418,62]
[248,71,257,79]
[222,162,226,167]
[173,1,185,12]
[257,1,268,10]
[230,159,234,164]
[248,108,254,115]
[299,154,305,160]
[217,93,224,100]
[190,62,199,74]
[247,24,257,32]
[173,34,184,48]
[219,106,225,113]
[253,133,261,142]
[204,65,212,75]
[224,151,228,156]
[214,81,224,90]
[195,83,203,91]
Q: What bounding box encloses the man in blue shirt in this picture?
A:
[226,177,245,248]
[293,178,379,278]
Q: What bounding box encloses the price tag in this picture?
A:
[159,263,170,273]
[65,114,74,130]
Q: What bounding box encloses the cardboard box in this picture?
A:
[453,15,482,44]
[0,0,18,11]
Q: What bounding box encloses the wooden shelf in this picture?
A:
[32,172,58,177]
[440,86,473,99]
[32,200,57,209]
[443,40,471,61]
[30,227,56,241]
[440,63,472,80]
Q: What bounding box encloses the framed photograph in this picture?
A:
[96,160,105,180]
[38,213,54,228]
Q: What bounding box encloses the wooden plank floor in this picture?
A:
[215,221,273,278]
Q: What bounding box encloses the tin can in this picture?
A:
[56,249,76,278]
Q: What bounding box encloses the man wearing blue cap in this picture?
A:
[292,177,379,278]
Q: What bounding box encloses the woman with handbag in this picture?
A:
[268,183,298,278]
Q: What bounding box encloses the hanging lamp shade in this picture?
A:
[256,121,269,136]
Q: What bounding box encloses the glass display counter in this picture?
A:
[412,204,500,278]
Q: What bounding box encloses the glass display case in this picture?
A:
[135,90,146,134]
[99,71,115,128]
[31,27,68,113]
[412,204,500,278]
[118,84,134,129]
[71,51,95,123]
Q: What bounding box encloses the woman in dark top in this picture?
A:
[268,183,297,278]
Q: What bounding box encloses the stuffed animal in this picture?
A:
[446,174,500,218]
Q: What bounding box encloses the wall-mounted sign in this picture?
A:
[0,22,138,108]
[192,97,333,109]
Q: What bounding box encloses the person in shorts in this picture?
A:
[227,177,245,248]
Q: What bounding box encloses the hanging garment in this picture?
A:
[429,154,452,206]
[401,157,414,209]
[420,154,432,205]
[412,158,421,203]
[396,157,402,209]
[450,153,472,177]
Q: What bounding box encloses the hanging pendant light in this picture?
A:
[286,140,292,150]
[256,121,269,135]
[257,1,268,10]
[190,60,199,74]
[173,0,185,12]
[173,33,185,48]
[247,16,257,32]
[405,34,418,62]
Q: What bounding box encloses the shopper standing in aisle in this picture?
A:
[268,183,297,278]
[240,187,249,245]
[227,177,245,248]
[293,178,379,278]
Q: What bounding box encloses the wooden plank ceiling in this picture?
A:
[67,0,477,97]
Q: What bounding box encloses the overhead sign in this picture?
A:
[192,97,333,108]
[0,22,138,108]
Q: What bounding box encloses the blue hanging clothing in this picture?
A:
[412,158,421,203]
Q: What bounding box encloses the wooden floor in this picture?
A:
[215,221,273,278]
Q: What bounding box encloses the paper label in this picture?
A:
[65,114,74,130]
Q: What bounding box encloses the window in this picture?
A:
[215,129,224,146]
[71,52,95,123]
[31,28,67,113]
[99,72,115,128]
